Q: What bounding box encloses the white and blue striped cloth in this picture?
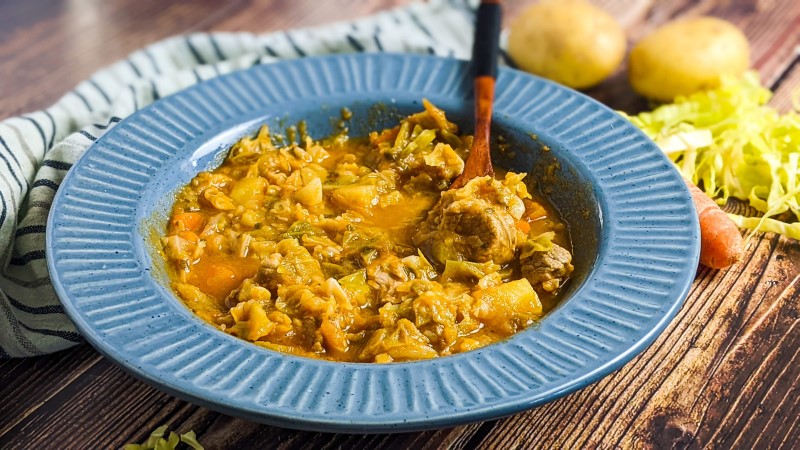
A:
[0,0,483,357]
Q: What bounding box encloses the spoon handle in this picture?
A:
[473,0,502,80]
[451,0,502,189]
[473,0,501,136]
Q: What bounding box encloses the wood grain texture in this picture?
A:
[770,54,800,112]
[0,0,406,118]
[0,346,102,437]
[1,1,799,449]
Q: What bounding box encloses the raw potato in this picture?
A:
[507,0,626,89]
[629,17,750,101]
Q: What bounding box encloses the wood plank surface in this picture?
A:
[0,0,406,118]
[1,1,799,449]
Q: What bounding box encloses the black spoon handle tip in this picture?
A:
[473,0,502,79]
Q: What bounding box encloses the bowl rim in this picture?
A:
[46,52,700,433]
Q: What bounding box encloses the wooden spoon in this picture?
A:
[451,0,502,189]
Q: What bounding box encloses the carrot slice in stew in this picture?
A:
[170,212,206,233]
[187,255,260,301]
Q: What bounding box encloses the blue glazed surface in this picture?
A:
[46,54,700,433]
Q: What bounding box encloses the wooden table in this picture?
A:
[1,1,798,448]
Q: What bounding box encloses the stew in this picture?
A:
[161,101,573,362]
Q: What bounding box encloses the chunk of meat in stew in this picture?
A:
[521,243,574,293]
[413,176,524,266]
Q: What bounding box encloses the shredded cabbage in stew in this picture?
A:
[162,101,573,362]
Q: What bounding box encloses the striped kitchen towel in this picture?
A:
[0,0,481,357]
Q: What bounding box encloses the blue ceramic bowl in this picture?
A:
[47,54,700,433]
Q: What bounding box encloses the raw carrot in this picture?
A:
[684,177,744,269]
[170,212,205,233]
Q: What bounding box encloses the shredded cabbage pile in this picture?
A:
[124,425,203,450]
[621,72,800,240]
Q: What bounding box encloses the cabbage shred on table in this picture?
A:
[622,72,800,240]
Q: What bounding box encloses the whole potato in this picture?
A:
[629,17,750,101]
[507,0,626,89]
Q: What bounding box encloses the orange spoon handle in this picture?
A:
[458,76,496,183]
[451,0,501,189]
